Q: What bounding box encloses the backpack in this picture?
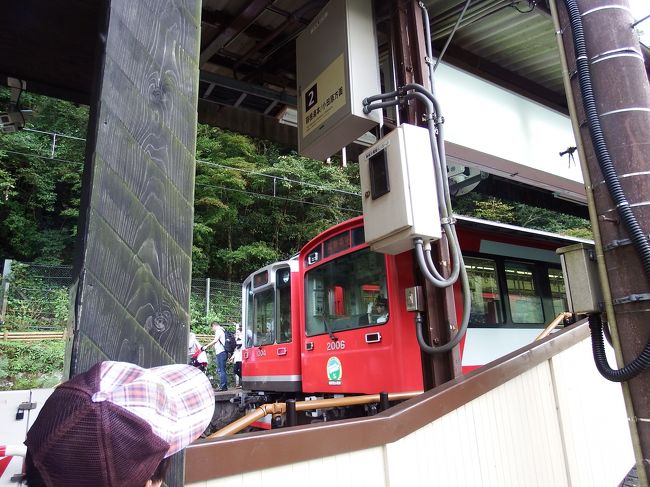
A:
[222,330,237,355]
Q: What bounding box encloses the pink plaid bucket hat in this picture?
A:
[24,361,215,487]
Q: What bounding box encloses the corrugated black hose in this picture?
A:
[589,314,650,382]
[564,0,650,380]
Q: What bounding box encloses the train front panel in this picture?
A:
[298,218,424,394]
[241,260,302,392]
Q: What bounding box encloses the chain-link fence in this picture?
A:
[191,277,242,325]
[0,260,242,331]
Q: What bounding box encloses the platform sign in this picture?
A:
[301,55,347,138]
[296,0,381,160]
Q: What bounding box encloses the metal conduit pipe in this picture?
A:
[209,391,422,438]
[209,402,287,438]
[429,0,511,41]
[534,312,572,341]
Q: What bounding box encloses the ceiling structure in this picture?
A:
[1,0,649,217]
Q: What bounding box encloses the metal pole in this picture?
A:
[0,259,12,323]
[205,278,211,317]
[552,1,650,482]
[286,399,297,427]
[379,391,390,412]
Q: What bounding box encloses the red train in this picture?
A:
[240,215,588,419]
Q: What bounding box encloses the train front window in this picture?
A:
[305,249,387,336]
[505,261,544,324]
[548,267,568,315]
[466,256,504,325]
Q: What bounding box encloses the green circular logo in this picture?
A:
[326,356,342,383]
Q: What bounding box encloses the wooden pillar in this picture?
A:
[68,1,201,484]
[391,0,461,388]
[552,0,650,482]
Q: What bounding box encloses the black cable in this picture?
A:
[563,0,650,380]
[511,0,536,14]
[589,314,650,382]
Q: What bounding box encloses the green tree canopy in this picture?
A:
[0,88,592,278]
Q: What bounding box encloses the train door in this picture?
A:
[241,261,301,392]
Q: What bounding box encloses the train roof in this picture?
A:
[308,214,593,249]
[455,214,593,246]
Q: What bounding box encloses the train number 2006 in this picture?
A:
[326,340,346,351]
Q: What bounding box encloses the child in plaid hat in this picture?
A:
[23,361,215,487]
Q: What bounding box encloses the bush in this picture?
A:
[0,340,65,390]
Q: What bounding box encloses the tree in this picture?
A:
[0,87,86,264]
[193,125,362,281]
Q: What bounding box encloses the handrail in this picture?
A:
[535,312,572,341]
[1,330,66,341]
[209,391,422,438]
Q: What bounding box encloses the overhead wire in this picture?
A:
[1,127,361,197]
[196,181,361,214]
[0,147,362,214]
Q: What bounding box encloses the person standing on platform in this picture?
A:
[229,335,243,388]
[204,322,228,391]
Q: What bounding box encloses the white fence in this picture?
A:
[187,326,634,487]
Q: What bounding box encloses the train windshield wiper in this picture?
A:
[321,313,338,341]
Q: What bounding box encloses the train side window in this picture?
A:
[277,268,292,343]
[466,256,504,325]
[505,261,544,324]
[245,283,254,347]
[548,267,568,315]
[254,289,274,346]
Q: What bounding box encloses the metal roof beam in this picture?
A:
[199,71,296,106]
[200,0,275,66]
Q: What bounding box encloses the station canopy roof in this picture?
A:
[1,1,649,164]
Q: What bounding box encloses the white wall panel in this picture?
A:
[551,339,634,487]
[437,63,585,200]
[385,365,568,487]
[190,337,633,487]
[193,446,386,487]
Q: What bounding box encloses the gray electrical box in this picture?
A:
[557,243,602,314]
[296,0,382,161]
[359,124,441,254]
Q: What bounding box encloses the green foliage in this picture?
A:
[0,340,65,390]
[474,197,516,223]
[453,192,592,238]
[2,262,69,330]
[194,125,361,281]
[0,87,86,264]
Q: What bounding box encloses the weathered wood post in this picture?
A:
[68,1,202,484]
[552,0,650,482]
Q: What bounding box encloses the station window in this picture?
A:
[505,261,544,324]
[465,256,504,325]
[304,248,387,336]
